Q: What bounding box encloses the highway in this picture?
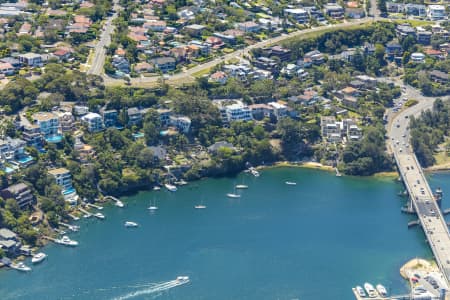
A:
[388,81,450,285]
[87,0,120,76]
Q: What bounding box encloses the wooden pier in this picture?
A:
[78,207,91,217]
[68,214,80,221]
[408,220,420,228]
[86,203,103,210]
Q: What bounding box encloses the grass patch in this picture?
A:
[405,99,418,107]
[392,19,434,27]
[192,67,213,78]
[435,150,450,165]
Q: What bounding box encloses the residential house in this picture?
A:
[208,141,236,153]
[1,183,34,209]
[387,2,404,13]
[345,8,365,18]
[429,70,449,83]
[304,50,325,65]
[149,57,176,73]
[324,3,344,19]
[53,48,72,61]
[144,20,167,32]
[22,124,42,146]
[214,99,253,123]
[101,109,118,128]
[284,8,309,23]
[0,137,26,162]
[205,36,225,49]
[184,24,206,36]
[81,112,104,133]
[264,45,292,62]
[127,107,142,126]
[209,71,228,84]
[56,111,74,132]
[169,116,191,133]
[385,41,403,58]
[18,22,31,36]
[411,52,425,62]
[31,112,60,142]
[148,146,167,161]
[416,30,432,45]
[157,108,172,126]
[237,21,261,33]
[321,116,342,142]
[427,5,446,21]
[268,101,288,119]
[248,103,274,120]
[355,75,377,88]
[0,228,20,256]
[396,24,416,39]
[0,57,21,69]
[18,53,43,67]
[0,62,14,75]
[48,168,77,204]
[405,4,426,17]
[134,62,154,74]
[74,138,95,163]
[425,48,445,60]
[253,56,277,71]
[112,56,130,74]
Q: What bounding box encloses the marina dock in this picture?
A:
[86,203,103,210]
[352,288,410,300]
[68,214,80,221]
[78,207,91,217]
[58,222,79,232]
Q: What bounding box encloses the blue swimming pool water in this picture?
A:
[63,187,76,195]
[45,135,63,143]
[132,132,145,139]
[17,156,33,164]
[4,167,14,173]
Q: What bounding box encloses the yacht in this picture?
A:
[55,236,78,246]
[31,252,47,264]
[235,184,248,189]
[364,282,377,298]
[227,193,241,198]
[11,262,31,272]
[356,286,366,297]
[195,205,206,209]
[376,284,387,297]
[285,181,297,185]
[115,200,124,208]
[148,205,158,211]
[249,168,260,177]
[165,183,177,192]
[124,221,138,227]
[94,212,105,219]
[153,186,161,191]
[176,276,189,282]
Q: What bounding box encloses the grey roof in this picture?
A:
[0,228,17,240]
[208,141,234,152]
[127,107,141,115]
[0,239,16,248]
[3,182,29,194]
[148,146,167,160]
[150,57,176,65]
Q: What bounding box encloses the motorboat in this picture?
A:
[153,186,161,191]
[235,185,248,189]
[124,221,138,227]
[249,168,260,177]
[115,200,124,207]
[31,252,47,264]
[177,276,189,282]
[227,193,241,198]
[94,212,105,219]
[11,262,31,272]
[148,205,158,211]
[175,180,188,186]
[195,205,206,209]
[165,183,177,192]
[55,236,78,246]
[364,282,377,298]
[376,284,387,297]
[356,286,366,297]
[285,181,297,185]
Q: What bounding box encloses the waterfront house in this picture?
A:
[31,112,60,143]
[127,107,143,126]
[74,138,96,163]
[101,109,118,128]
[214,99,253,123]
[48,168,78,204]
[81,112,104,133]
[0,228,20,256]
[0,137,26,162]
[1,183,34,209]
[22,124,42,146]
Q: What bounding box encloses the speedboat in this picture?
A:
[235,185,248,189]
[285,181,297,185]
[124,221,138,227]
[55,236,78,246]
[195,205,206,209]
[115,200,124,207]
[250,168,260,177]
[11,262,31,272]
[165,184,177,192]
[175,180,188,186]
[376,284,387,297]
[153,186,161,191]
[227,193,241,198]
[177,276,189,282]
[356,286,366,297]
[94,212,105,219]
[148,205,158,211]
[364,282,377,298]
[31,252,47,264]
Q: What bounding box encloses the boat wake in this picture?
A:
[112,277,190,300]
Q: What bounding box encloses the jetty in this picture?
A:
[86,203,103,210]
[104,195,124,207]
[78,207,92,217]
[352,287,410,300]
[407,220,420,228]
[58,222,79,232]
[68,214,80,221]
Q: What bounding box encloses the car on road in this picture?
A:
[399,148,403,152]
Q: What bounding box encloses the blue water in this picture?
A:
[3,166,14,173]
[45,135,62,143]
[16,156,33,164]
[1,167,441,299]
[132,132,145,139]
[63,187,76,195]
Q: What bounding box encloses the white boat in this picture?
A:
[11,262,31,272]
[364,282,377,298]
[115,200,124,207]
[235,184,248,189]
[177,276,189,282]
[175,179,188,186]
[148,198,158,211]
[153,186,161,191]
[55,236,78,246]
[165,183,177,192]
[376,284,387,297]
[195,205,206,209]
[124,221,138,227]
[249,168,260,177]
[31,252,47,264]
[94,212,105,219]
[285,181,297,185]
[227,193,241,198]
[356,286,366,297]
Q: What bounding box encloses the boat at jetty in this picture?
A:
[376,284,387,297]
[235,185,248,189]
[115,200,124,208]
[153,186,161,191]
[249,167,260,177]
[11,262,31,272]
[165,183,177,192]
[356,286,366,297]
[227,193,240,198]
[31,253,47,264]
[124,221,138,227]
[55,236,78,246]
[285,181,297,185]
[94,212,105,219]
[364,282,377,298]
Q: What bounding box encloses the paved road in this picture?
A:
[387,79,450,285]
[87,0,120,75]
[103,17,383,87]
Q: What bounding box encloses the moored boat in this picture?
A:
[356,286,366,297]
[124,221,138,227]
[285,181,297,185]
[235,184,248,189]
[165,183,177,192]
[11,262,31,272]
[227,193,240,198]
[364,282,377,298]
[376,284,387,297]
[153,186,161,191]
[194,205,206,209]
[115,200,124,207]
[55,235,78,246]
[31,252,47,264]
[249,168,260,177]
[94,212,105,219]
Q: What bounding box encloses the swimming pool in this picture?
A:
[132,132,145,139]
[17,156,33,164]
[4,167,14,173]
[45,135,63,143]
[63,187,76,195]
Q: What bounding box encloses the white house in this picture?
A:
[81,112,104,133]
